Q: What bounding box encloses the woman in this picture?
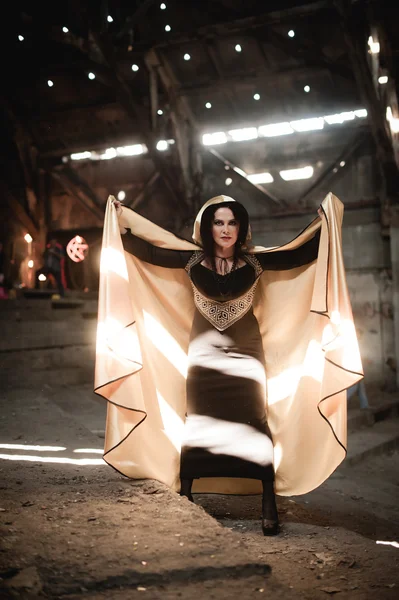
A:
[95,194,363,536]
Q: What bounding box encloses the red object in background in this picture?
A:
[67,236,89,263]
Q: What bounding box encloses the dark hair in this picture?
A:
[199,201,250,260]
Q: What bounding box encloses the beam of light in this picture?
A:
[157,391,184,451]
[99,247,129,281]
[290,117,324,132]
[267,366,302,405]
[247,172,274,184]
[96,316,141,362]
[0,454,105,465]
[354,109,367,118]
[273,441,283,470]
[73,448,104,454]
[233,166,247,178]
[202,132,228,146]
[279,166,314,181]
[324,111,355,125]
[302,339,324,382]
[0,444,66,451]
[228,127,258,142]
[71,151,92,161]
[258,122,294,137]
[386,107,399,134]
[376,540,399,549]
[143,311,188,378]
[116,144,146,156]
[183,415,274,466]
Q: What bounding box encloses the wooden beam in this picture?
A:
[178,65,334,96]
[88,30,182,207]
[49,170,104,224]
[154,1,331,49]
[127,172,161,209]
[297,131,369,204]
[207,148,284,208]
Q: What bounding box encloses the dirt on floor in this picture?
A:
[0,386,398,600]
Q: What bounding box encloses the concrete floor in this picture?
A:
[1,294,399,599]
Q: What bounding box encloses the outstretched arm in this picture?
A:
[256,228,320,271]
[122,230,193,268]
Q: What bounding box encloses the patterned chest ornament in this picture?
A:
[185,252,262,332]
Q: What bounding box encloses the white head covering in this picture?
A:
[192,195,252,247]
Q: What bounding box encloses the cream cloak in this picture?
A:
[94,193,363,496]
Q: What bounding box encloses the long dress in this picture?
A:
[121,230,320,484]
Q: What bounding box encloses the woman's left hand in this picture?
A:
[317,207,323,218]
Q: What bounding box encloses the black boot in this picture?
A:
[180,478,194,502]
[261,480,279,536]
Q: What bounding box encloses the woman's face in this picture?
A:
[211,207,239,250]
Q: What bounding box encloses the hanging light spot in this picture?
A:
[28,260,34,269]
[160,3,167,9]
[165,24,171,32]
[288,30,295,38]
[225,178,233,186]
[62,27,69,33]
[131,64,139,72]
[368,36,380,54]
[117,191,126,201]
[184,53,191,61]
[157,140,169,151]
[253,93,261,101]
[38,274,47,282]
[24,234,33,243]
[340,161,346,167]
[205,102,212,109]
[378,75,388,84]
[47,80,54,87]
[304,85,310,93]
[224,166,230,170]
[18,35,24,41]
[157,109,163,115]
[88,72,95,80]
[235,44,242,52]
[107,16,113,23]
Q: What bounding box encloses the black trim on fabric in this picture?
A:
[98,199,359,490]
[94,316,147,476]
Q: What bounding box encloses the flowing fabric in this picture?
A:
[94,193,363,495]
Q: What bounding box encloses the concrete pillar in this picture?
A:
[390,208,399,389]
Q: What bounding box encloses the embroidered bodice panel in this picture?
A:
[185,252,263,331]
[186,252,262,303]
